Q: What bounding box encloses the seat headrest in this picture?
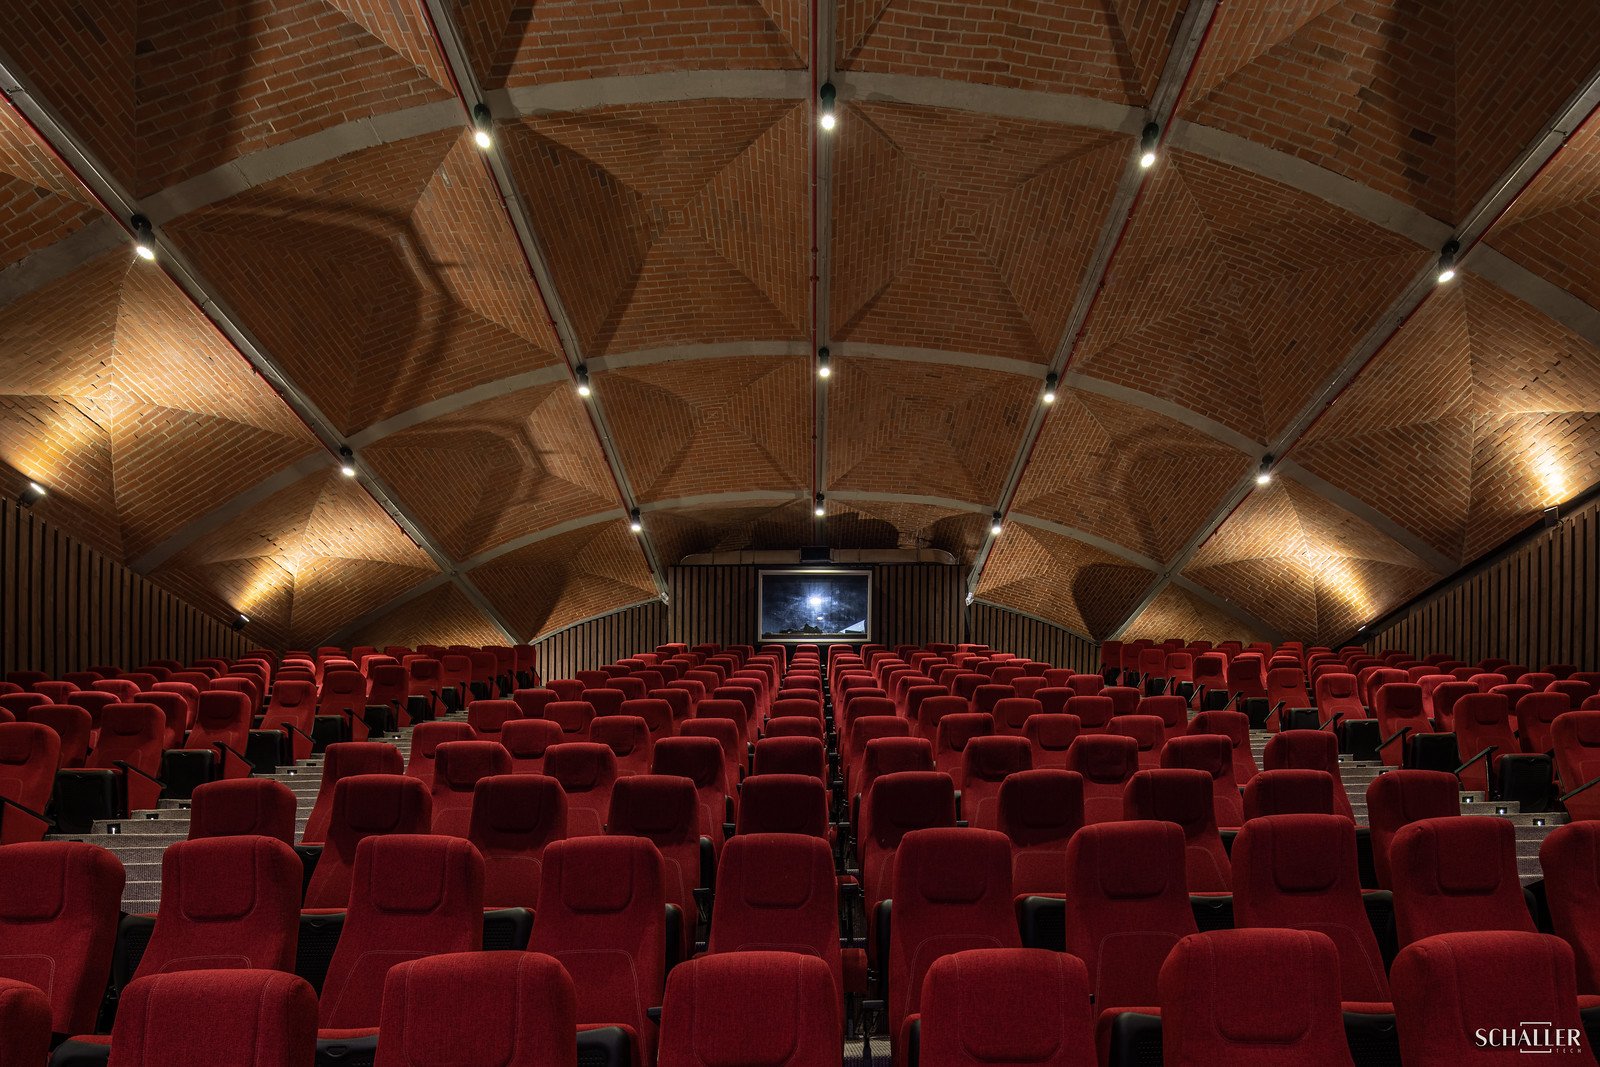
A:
[609,775,697,837]
[338,774,429,834]
[478,774,566,837]
[434,741,511,790]
[1081,821,1183,900]
[1161,734,1231,778]
[999,770,1084,835]
[550,837,655,914]
[543,743,616,791]
[363,835,477,913]
[727,834,829,909]
[1068,735,1138,783]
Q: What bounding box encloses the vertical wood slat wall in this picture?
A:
[534,600,669,681]
[1,501,249,676]
[965,601,1099,673]
[1366,495,1600,669]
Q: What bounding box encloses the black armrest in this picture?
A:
[1320,712,1344,731]
[0,795,53,832]
[114,760,165,789]
[212,740,253,776]
[1454,745,1497,779]
[1377,726,1411,752]
[1561,773,1600,803]
[280,721,315,745]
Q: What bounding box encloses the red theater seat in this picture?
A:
[1124,768,1230,892]
[109,969,318,1066]
[1000,769,1084,898]
[917,948,1096,1067]
[1390,816,1533,947]
[658,952,838,1067]
[302,742,404,845]
[1065,734,1138,824]
[470,773,566,911]
[303,774,432,908]
[317,835,483,1042]
[429,740,511,838]
[708,834,842,1007]
[0,722,60,843]
[188,778,297,843]
[1392,932,1596,1067]
[1159,930,1356,1066]
[373,952,577,1067]
[544,742,620,838]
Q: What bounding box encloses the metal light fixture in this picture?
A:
[1138,122,1160,169]
[814,493,826,518]
[130,214,156,261]
[817,347,831,379]
[1436,239,1460,284]
[990,511,1003,536]
[819,83,837,131]
[576,364,592,397]
[18,480,46,507]
[1042,372,1058,405]
[629,508,643,534]
[338,446,356,478]
[471,103,493,150]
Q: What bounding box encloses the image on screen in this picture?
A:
[759,570,871,643]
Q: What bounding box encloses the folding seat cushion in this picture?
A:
[1231,815,1389,1004]
[861,772,957,926]
[465,699,520,741]
[1540,822,1600,994]
[317,670,371,741]
[108,969,318,1066]
[188,778,297,843]
[916,694,968,742]
[1392,932,1597,1067]
[1261,730,1353,820]
[404,721,476,788]
[1372,682,1432,766]
[1066,734,1138,824]
[586,688,628,717]
[317,835,484,1037]
[21,704,92,767]
[303,774,433,908]
[74,702,165,812]
[1159,733,1244,828]
[1066,695,1114,733]
[183,690,254,778]
[1064,820,1197,1031]
[1023,713,1080,770]
[1000,769,1084,898]
[678,719,743,811]
[1390,816,1534,947]
[1453,692,1518,791]
[303,741,404,845]
[0,722,59,843]
[1159,930,1356,1067]
[546,700,597,741]
[130,836,301,981]
[499,717,563,774]
[532,836,666,1065]
[608,774,705,957]
[1107,714,1167,768]
[1139,695,1189,743]
[752,735,826,780]
[889,828,1020,1056]
[0,976,49,1067]
[544,742,620,838]
[960,735,1032,830]
[1519,692,1570,754]
[737,773,830,838]
[658,952,837,1067]
[1365,770,1461,890]
[1555,711,1600,822]
[1124,769,1230,892]
[429,741,512,837]
[1241,768,1336,819]
[512,687,558,720]
[373,952,575,1067]
[0,842,124,1033]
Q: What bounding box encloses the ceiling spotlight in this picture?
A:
[471,103,493,150]
[130,214,156,261]
[338,446,356,478]
[814,493,826,518]
[819,83,837,132]
[18,480,46,507]
[1436,239,1460,284]
[817,347,831,379]
[1042,372,1058,405]
[990,511,1004,536]
[1255,455,1275,486]
[629,507,643,534]
[1138,122,1160,169]
[575,364,592,397]
[231,612,250,632]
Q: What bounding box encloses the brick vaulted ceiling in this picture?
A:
[2,3,1600,649]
